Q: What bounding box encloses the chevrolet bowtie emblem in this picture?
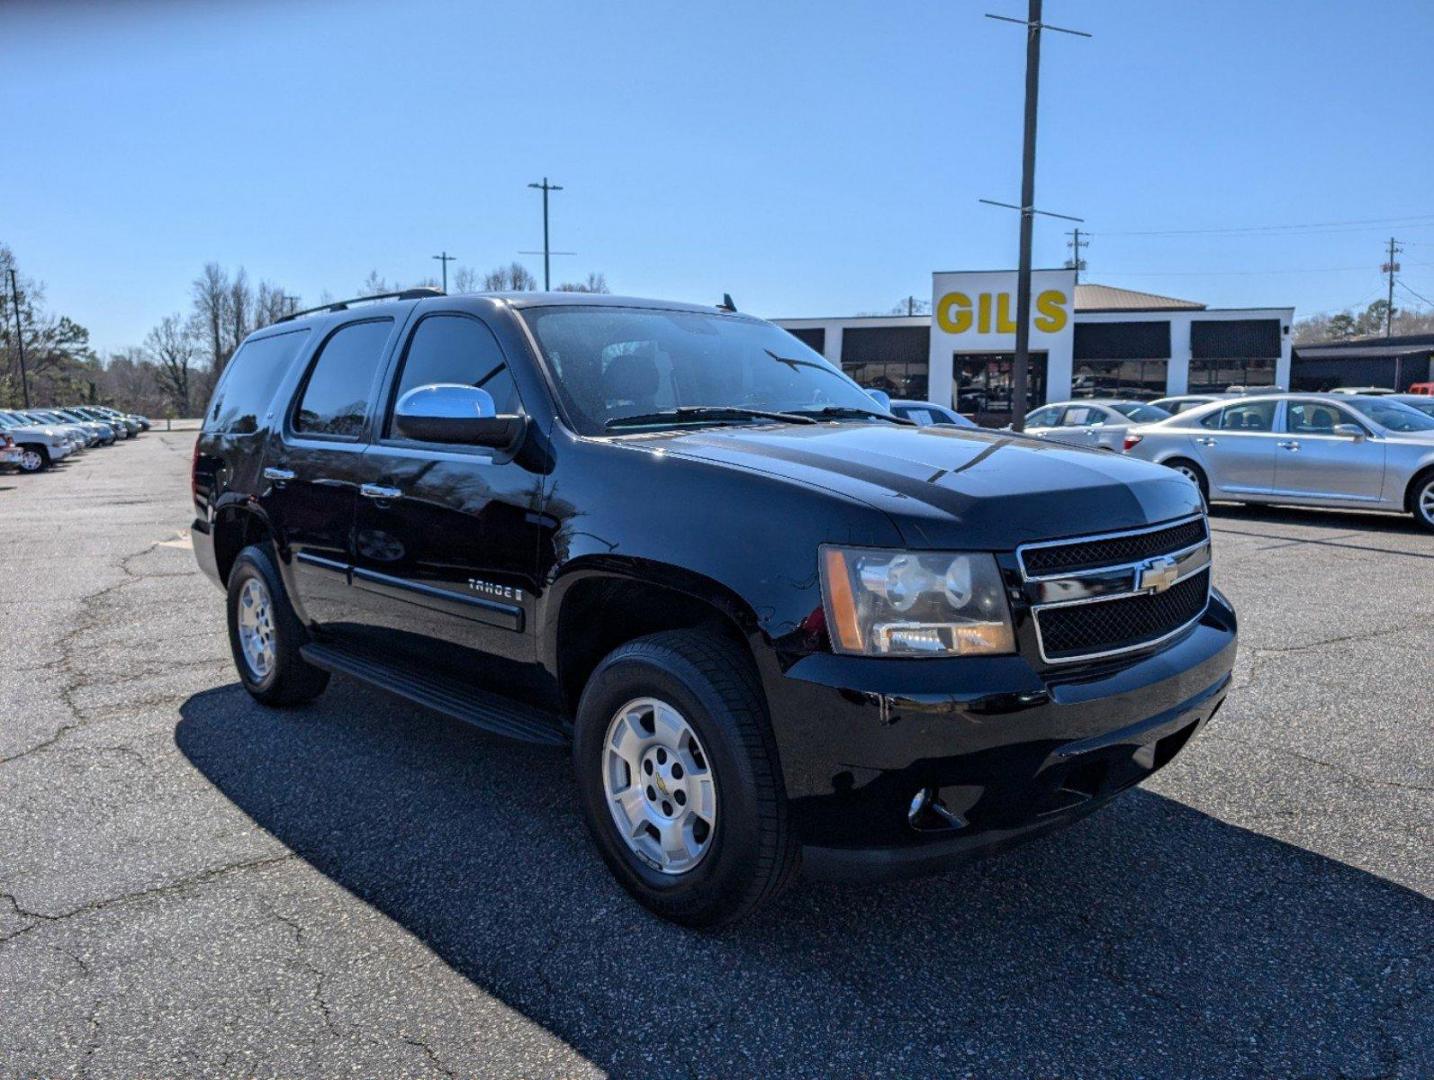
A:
[1137,555,1180,594]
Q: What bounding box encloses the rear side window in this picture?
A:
[206,329,311,434]
[385,315,521,438]
[293,320,394,439]
[1202,400,1276,432]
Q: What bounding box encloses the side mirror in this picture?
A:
[393,384,526,449]
[1332,423,1366,441]
[865,388,893,412]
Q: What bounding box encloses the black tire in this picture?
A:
[573,629,799,927]
[1408,468,1434,533]
[16,445,50,473]
[225,544,329,706]
[1166,457,1209,504]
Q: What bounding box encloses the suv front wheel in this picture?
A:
[573,630,799,927]
[226,544,330,706]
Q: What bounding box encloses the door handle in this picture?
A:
[360,483,403,500]
[262,466,296,482]
[1277,441,1300,451]
[1195,436,1217,447]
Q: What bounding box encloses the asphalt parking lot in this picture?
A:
[1,430,1430,1079]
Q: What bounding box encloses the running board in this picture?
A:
[300,642,569,746]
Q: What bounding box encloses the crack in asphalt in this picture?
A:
[0,534,207,768]
[0,853,297,947]
[1207,732,1434,799]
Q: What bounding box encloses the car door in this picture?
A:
[1273,400,1386,501]
[259,316,401,630]
[1023,405,1066,440]
[1049,403,1111,448]
[347,310,547,669]
[1189,399,1280,495]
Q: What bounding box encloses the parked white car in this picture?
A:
[1022,399,1172,451]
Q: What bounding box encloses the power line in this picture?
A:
[1098,213,1434,238]
[1396,279,1434,308]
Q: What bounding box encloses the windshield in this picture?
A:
[1110,402,1171,422]
[520,306,885,435]
[1342,396,1434,432]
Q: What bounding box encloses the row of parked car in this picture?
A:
[876,386,1434,531]
[0,405,150,473]
[1006,390,1434,532]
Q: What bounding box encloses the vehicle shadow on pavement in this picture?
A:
[177,680,1432,1078]
[1209,501,1430,537]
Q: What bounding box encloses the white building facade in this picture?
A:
[776,269,1293,425]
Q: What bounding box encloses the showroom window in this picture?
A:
[1189,318,1281,393]
[955,353,1048,421]
[841,326,931,400]
[1071,359,1170,400]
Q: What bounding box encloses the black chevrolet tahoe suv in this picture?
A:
[192,288,1237,926]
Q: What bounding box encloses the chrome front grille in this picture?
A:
[1018,514,1213,665]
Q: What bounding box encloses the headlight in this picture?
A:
[820,547,1015,657]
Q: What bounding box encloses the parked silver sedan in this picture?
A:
[1023,399,1172,451]
[1122,393,1434,531]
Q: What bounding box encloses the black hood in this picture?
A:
[630,422,1204,550]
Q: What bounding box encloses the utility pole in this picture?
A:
[282,294,299,316]
[432,251,456,294]
[1382,237,1402,338]
[8,268,30,409]
[1065,227,1089,284]
[527,177,564,290]
[983,3,1088,431]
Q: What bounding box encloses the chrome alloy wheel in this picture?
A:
[602,697,718,875]
[1174,463,1201,486]
[18,449,43,472]
[1419,479,1434,525]
[236,577,277,680]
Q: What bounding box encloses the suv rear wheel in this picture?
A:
[573,630,799,927]
[226,544,330,706]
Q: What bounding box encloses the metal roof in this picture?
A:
[1074,284,1206,312]
[1293,332,1434,359]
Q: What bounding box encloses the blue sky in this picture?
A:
[4,0,1433,353]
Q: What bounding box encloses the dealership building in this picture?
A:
[776,269,1294,424]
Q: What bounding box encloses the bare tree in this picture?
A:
[253,280,293,327]
[146,314,197,416]
[452,266,480,294]
[358,271,393,297]
[192,263,229,372]
[556,272,610,294]
[481,262,537,291]
[227,268,252,355]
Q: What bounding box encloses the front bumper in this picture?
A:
[761,590,1237,881]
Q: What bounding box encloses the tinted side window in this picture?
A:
[293,320,393,438]
[386,315,520,438]
[1287,401,1350,434]
[1204,400,1276,431]
[1027,406,1063,426]
[206,329,311,434]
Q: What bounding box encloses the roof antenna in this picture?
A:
[717,293,737,312]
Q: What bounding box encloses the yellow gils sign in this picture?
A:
[935,289,1069,335]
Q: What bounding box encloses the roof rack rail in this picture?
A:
[277,287,444,323]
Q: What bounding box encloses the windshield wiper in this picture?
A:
[788,405,916,426]
[605,405,818,430]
